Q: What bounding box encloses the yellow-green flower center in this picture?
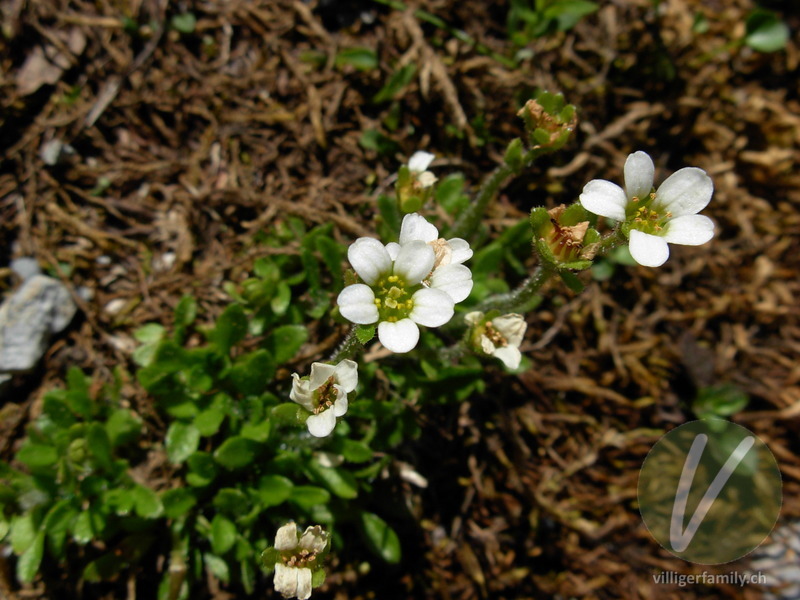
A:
[372,275,418,322]
[625,191,672,236]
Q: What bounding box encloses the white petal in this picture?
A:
[491,314,527,347]
[306,409,337,437]
[309,362,336,389]
[332,392,348,417]
[333,359,358,392]
[663,214,715,246]
[296,568,313,600]
[629,229,670,267]
[299,526,329,553]
[624,151,655,201]
[347,237,391,285]
[579,180,628,221]
[385,242,400,261]
[408,151,435,172]
[447,238,473,264]
[378,318,420,353]
[289,374,315,412]
[274,524,298,551]
[409,288,454,327]
[493,346,522,370]
[274,564,298,597]
[479,335,496,355]
[464,311,485,326]
[417,171,437,188]
[393,240,435,285]
[398,213,439,245]
[655,167,713,217]
[337,284,378,325]
[429,264,473,303]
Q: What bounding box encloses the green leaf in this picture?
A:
[261,547,281,572]
[134,323,166,344]
[373,64,416,103]
[257,475,294,508]
[87,423,115,471]
[545,0,598,32]
[341,439,373,463]
[229,350,275,396]
[42,394,76,428]
[174,295,198,343]
[266,325,308,365]
[308,463,359,499]
[166,423,200,465]
[132,485,164,518]
[213,437,260,470]
[559,270,585,293]
[187,452,218,487]
[290,485,330,509]
[270,403,307,426]
[435,173,467,215]
[359,129,400,156]
[209,304,248,354]
[170,12,196,34]
[43,499,77,558]
[316,236,344,285]
[213,488,249,514]
[106,409,142,448]
[162,488,198,519]
[72,510,94,544]
[335,47,378,71]
[17,530,44,583]
[241,557,256,594]
[359,512,401,564]
[745,9,789,53]
[693,383,749,419]
[10,513,37,555]
[204,553,230,583]
[194,405,227,437]
[355,324,376,345]
[210,515,237,555]
[312,568,326,588]
[270,281,292,316]
[16,443,58,470]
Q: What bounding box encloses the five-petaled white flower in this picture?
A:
[408,151,437,188]
[290,360,357,437]
[337,237,458,353]
[579,151,714,267]
[385,213,473,299]
[273,523,329,600]
[465,311,527,369]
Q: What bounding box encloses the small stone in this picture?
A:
[10,257,41,281]
[0,275,77,374]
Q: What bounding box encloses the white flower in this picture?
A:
[465,312,527,369]
[290,360,357,437]
[337,237,455,353]
[408,151,437,188]
[579,151,714,267]
[273,523,329,600]
[385,213,473,302]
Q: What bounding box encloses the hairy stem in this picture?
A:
[476,265,555,314]
[448,146,550,240]
[328,328,363,363]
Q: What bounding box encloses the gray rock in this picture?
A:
[0,275,77,374]
[10,257,41,281]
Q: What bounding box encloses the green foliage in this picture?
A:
[508,0,598,45]
[335,47,379,71]
[693,384,749,420]
[744,9,789,53]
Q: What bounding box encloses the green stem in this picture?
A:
[448,145,549,240]
[596,226,627,256]
[328,328,363,363]
[476,264,555,314]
